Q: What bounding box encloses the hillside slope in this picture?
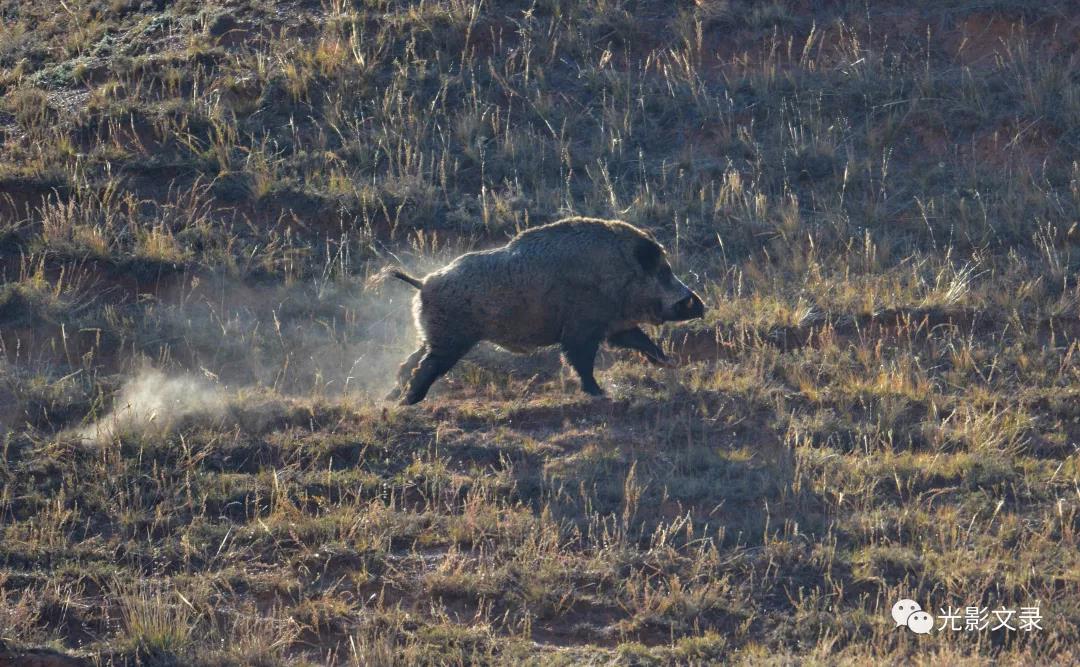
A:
[1,0,1079,664]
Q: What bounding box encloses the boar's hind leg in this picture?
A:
[607,327,670,367]
[386,346,427,400]
[401,342,473,405]
[561,330,605,396]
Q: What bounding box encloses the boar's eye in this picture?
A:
[634,238,662,273]
[658,265,673,285]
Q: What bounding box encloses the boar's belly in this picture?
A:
[480,298,562,352]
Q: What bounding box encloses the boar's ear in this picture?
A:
[634,238,662,274]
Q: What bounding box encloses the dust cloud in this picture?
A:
[76,369,225,444]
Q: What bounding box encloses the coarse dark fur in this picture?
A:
[385,217,705,404]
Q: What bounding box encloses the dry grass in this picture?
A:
[1,0,1079,664]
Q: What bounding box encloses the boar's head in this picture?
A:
[633,237,705,324]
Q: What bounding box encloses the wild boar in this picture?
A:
[384,217,705,404]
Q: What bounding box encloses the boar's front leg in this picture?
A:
[561,327,605,396]
[607,327,672,367]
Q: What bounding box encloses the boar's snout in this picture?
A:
[663,291,705,322]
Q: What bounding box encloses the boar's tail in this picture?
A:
[390,270,423,289]
[367,267,424,291]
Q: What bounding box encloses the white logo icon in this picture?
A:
[892,599,921,626]
[892,599,934,634]
[907,610,934,634]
